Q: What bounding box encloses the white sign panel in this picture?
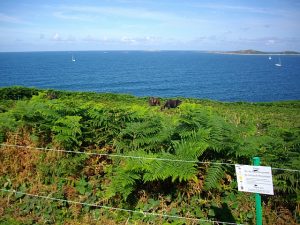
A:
[235,164,274,195]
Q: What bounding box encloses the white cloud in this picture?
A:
[120,36,161,45]
[52,33,61,41]
[81,35,161,46]
[51,33,76,42]
[266,39,276,45]
[121,36,136,44]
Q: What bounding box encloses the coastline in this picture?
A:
[209,52,300,56]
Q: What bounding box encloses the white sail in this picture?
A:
[275,57,281,67]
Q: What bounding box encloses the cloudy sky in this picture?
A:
[0,0,299,52]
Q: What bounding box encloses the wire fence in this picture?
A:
[1,143,299,172]
[0,143,299,225]
[0,188,243,225]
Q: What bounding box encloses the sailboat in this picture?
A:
[268,56,272,60]
[72,55,76,62]
[275,57,282,67]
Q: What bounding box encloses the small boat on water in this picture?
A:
[72,55,76,62]
[268,56,272,60]
[275,57,282,67]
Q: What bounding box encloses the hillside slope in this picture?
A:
[0,86,299,225]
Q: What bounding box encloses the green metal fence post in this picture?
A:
[253,157,263,225]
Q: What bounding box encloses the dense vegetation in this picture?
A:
[0,86,299,225]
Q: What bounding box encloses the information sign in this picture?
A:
[235,164,274,195]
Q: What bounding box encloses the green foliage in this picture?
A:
[105,166,141,200]
[0,217,22,225]
[52,115,82,149]
[115,114,175,153]
[204,163,226,190]
[0,87,299,224]
[75,178,92,195]
[37,153,88,181]
[176,103,211,136]
[82,104,134,147]
[0,112,17,143]
[0,86,38,100]
[106,131,208,198]
[176,103,238,157]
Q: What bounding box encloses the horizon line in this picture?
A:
[0,49,299,54]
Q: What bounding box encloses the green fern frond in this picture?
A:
[172,131,208,160]
[204,163,226,190]
[115,115,174,153]
[105,166,141,200]
[177,104,211,138]
[52,115,82,149]
[273,171,299,194]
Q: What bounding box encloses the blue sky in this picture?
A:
[0,0,299,51]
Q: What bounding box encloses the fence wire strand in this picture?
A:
[0,188,244,225]
[1,143,299,172]
[0,143,233,165]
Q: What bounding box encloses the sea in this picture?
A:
[0,51,299,102]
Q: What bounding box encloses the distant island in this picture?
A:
[212,49,300,55]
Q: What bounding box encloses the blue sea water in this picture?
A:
[0,51,299,102]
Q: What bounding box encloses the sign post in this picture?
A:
[235,157,274,225]
[253,157,263,225]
